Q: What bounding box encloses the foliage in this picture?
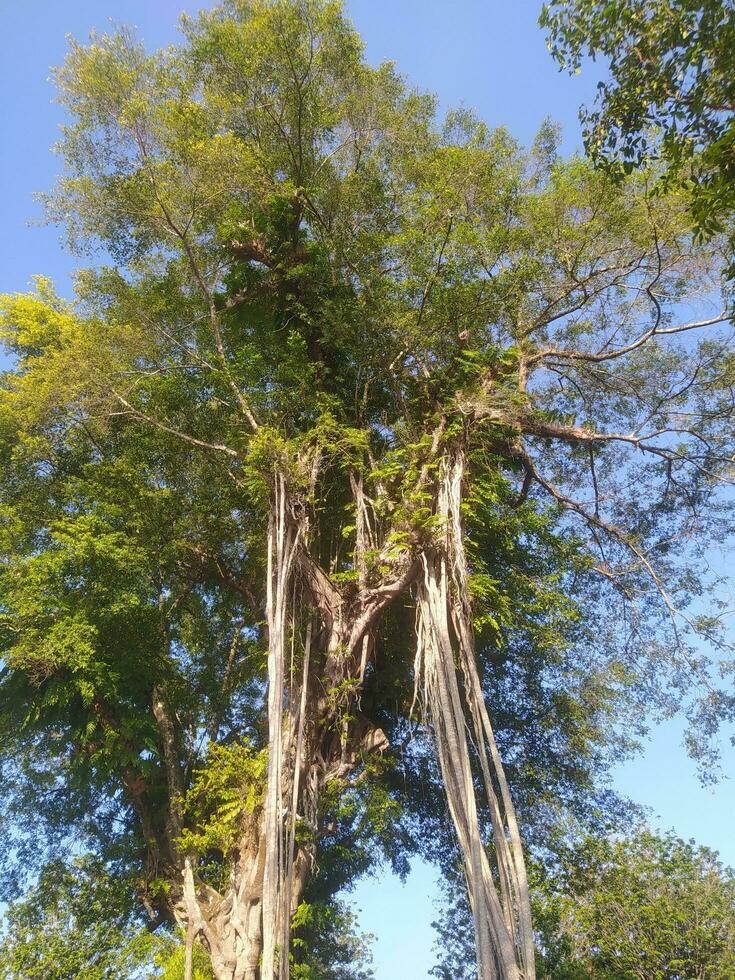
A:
[429,866,476,980]
[0,852,222,979]
[541,0,735,246]
[535,830,735,979]
[179,740,266,859]
[291,899,375,980]
[0,856,155,980]
[152,936,216,980]
[432,829,735,980]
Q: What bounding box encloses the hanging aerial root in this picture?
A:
[282,617,313,972]
[262,460,382,978]
[415,453,535,980]
[262,472,301,980]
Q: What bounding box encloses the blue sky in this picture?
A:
[1,3,733,978]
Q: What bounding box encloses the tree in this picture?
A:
[535,831,735,978]
[432,830,735,979]
[0,856,157,980]
[2,2,735,978]
[540,0,735,244]
[0,854,370,980]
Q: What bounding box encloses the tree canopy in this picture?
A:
[541,0,735,245]
[536,830,735,979]
[1,1,734,978]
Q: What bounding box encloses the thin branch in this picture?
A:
[515,442,729,674]
[530,312,732,365]
[110,390,241,459]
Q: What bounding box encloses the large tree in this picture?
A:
[535,831,735,979]
[2,2,735,978]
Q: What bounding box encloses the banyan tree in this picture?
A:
[1,2,734,978]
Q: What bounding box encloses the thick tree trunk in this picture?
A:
[176,816,315,980]
[180,709,357,979]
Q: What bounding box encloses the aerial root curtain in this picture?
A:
[415,453,534,980]
[258,454,535,980]
[262,471,301,980]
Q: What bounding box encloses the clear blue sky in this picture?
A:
[1,3,733,978]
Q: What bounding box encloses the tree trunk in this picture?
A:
[175,612,361,979]
[176,450,535,980]
[177,818,314,980]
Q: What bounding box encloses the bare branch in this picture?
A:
[530,312,732,366]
